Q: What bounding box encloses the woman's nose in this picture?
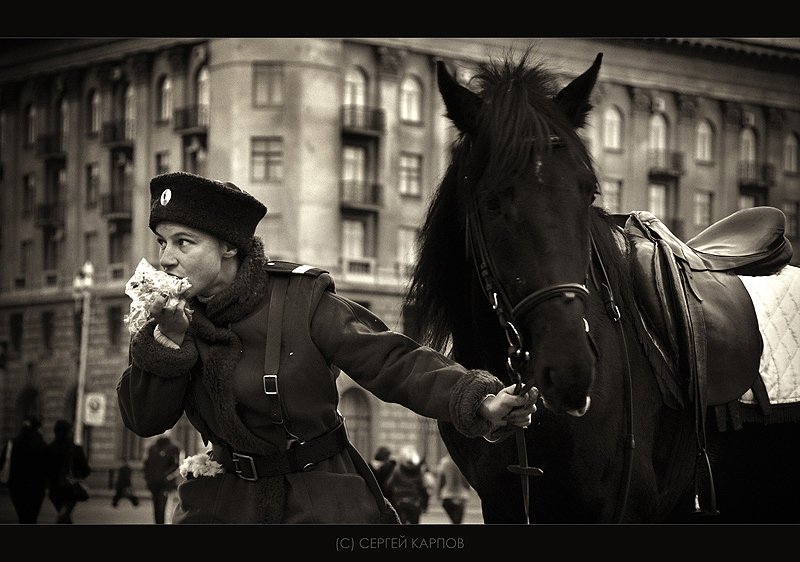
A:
[159,245,177,268]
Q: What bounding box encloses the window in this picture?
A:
[344,67,367,107]
[693,190,713,229]
[123,84,136,140]
[738,193,756,209]
[399,152,422,196]
[784,133,799,174]
[251,137,284,182]
[695,120,714,163]
[84,231,97,267]
[155,151,170,175]
[58,98,69,149]
[87,90,100,136]
[85,163,99,208]
[739,128,757,162]
[397,226,418,275]
[19,240,32,286]
[648,183,668,219]
[108,306,123,347]
[22,174,35,217]
[25,104,36,146]
[783,201,799,238]
[649,114,667,151]
[196,66,210,127]
[342,145,367,202]
[109,222,130,265]
[10,313,23,353]
[602,107,622,150]
[43,229,59,271]
[254,63,284,107]
[600,179,622,214]
[157,76,172,123]
[41,311,55,352]
[342,219,366,258]
[399,75,422,123]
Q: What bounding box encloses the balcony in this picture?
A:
[100,190,133,221]
[174,105,209,135]
[102,119,135,149]
[341,105,385,136]
[739,161,775,188]
[35,133,67,160]
[341,256,376,283]
[340,180,382,210]
[34,201,66,227]
[648,150,685,178]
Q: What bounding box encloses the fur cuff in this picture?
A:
[449,369,505,438]
[130,319,198,377]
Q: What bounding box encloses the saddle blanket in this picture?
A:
[738,264,800,406]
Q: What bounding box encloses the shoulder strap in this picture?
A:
[264,276,290,424]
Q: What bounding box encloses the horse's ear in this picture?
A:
[436,60,481,135]
[554,53,603,128]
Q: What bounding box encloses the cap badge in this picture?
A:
[160,189,172,206]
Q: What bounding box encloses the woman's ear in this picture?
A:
[221,243,238,259]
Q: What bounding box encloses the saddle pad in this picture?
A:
[738,264,800,405]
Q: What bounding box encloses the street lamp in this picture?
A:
[72,260,94,445]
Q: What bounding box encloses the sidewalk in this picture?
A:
[0,485,483,525]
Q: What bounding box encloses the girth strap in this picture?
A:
[211,422,349,481]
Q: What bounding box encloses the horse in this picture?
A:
[405,50,800,524]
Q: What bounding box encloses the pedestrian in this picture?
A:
[117,171,538,524]
[111,459,140,508]
[437,453,471,524]
[2,415,48,523]
[44,419,91,524]
[143,434,180,524]
[368,446,395,497]
[384,445,429,524]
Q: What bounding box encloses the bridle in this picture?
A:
[462,136,635,524]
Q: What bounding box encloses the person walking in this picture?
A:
[117,171,538,524]
[44,419,91,524]
[2,415,48,523]
[143,434,181,524]
[368,446,395,497]
[111,459,140,508]
[384,445,429,524]
[437,453,471,524]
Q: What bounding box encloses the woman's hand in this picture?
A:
[151,293,190,346]
[478,385,539,428]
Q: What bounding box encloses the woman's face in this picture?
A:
[154,222,237,298]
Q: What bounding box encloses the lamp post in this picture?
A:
[72,261,94,445]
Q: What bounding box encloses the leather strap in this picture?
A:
[211,422,349,480]
[264,275,290,424]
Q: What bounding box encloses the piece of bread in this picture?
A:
[124,258,193,335]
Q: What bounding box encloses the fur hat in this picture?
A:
[148,171,267,255]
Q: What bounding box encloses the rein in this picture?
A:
[462,148,635,524]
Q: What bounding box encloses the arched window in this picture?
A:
[58,98,69,149]
[196,66,209,127]
[695,119,714,163]
[87,90,100,135]
[602,106,622,150]
[158,76,172,122]
[123,84,136,139]
[26,104,37,146]
[399,75,423,123]
[344,67,367,107]
[739,128,757,162]
[784,132,799,174]
[648,113,668,151]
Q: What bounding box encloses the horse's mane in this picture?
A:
[406,50,604,352]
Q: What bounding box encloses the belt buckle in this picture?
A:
[232,452,258,481]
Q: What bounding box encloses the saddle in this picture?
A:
[623,207,792,429]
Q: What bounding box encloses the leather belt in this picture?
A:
[211,422,349,481]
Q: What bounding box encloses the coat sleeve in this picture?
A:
[310,290,503,438]
[116,319,198,437]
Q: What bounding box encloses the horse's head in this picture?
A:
[437,52,602,416]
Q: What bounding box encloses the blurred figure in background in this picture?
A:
[384,445,429,524]
[45,419,91,524]
[112,458,140,508]
[368,445,395,497]
[437,453,471,524]
[143,433,181,524]
[2,415,48,523]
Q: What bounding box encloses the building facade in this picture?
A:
[1,37,798,485]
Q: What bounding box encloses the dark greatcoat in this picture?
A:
[117,237,503,524]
